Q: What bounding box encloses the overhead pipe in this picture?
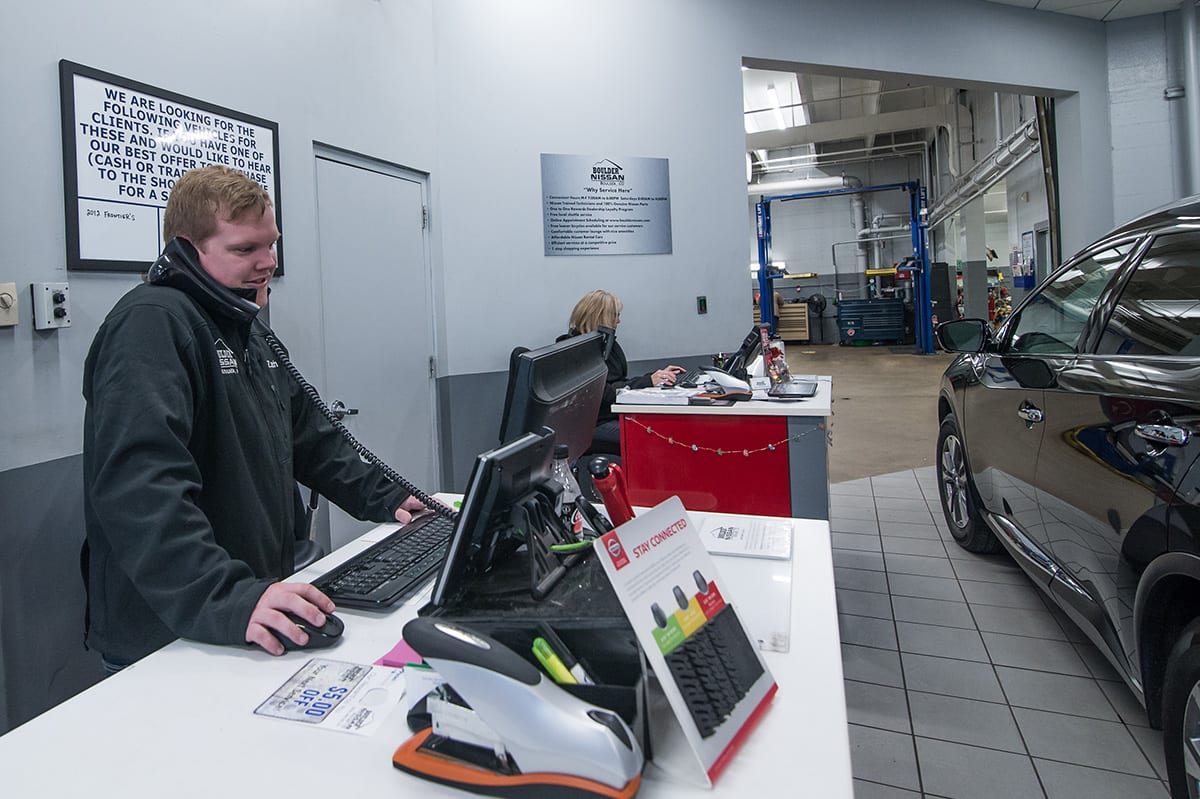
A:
[862,221,911,270]
[927,118,1039,230]
[861,223,910,237]
[831,233,912,288]
[758,141,924,169]
[850,192,870,287]
[994,92,1004,149]
[748,174,862,196]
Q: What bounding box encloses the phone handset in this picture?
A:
[147,238,259,323]
[147,237,457,523]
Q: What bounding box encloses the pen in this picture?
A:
[537,623,595,686]
[531,636,578,685]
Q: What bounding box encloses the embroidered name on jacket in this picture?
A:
[215,338,238,375]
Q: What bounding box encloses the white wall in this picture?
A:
[1107,12,1182,222]
[0,0,437,472]
[432,0,1113,376]
[0,0,1125,464]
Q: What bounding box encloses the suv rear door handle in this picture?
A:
[1017,402,1043,426]
[1135,423,1189,447]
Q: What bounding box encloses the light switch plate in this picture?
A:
[0,282,17,326]
[31,282,71,330]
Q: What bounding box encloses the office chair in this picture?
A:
[498,345,531,444]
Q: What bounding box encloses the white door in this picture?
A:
[314,153,437,549]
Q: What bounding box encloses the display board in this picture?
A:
[541,153,672,256]
[593,497,777,786]
[58,60,283,273]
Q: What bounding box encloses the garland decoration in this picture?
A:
[624,416,826,457]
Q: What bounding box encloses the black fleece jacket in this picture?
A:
[83,280,409,664]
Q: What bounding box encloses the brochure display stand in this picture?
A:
[593,497,777,786]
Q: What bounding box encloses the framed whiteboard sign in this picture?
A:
[58,60,284,273]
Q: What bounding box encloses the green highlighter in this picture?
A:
[531,636,578,685]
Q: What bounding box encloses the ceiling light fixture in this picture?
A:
[767,84,787,131]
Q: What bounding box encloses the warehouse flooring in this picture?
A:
[810,345,1169,798]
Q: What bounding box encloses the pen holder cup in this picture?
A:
[478,622,650,760]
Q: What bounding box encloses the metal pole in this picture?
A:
[755,201,775,334]
[1184,1,1200,194]
[911,186,934,355]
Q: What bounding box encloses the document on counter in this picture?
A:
[700,517,793,560]
[615,386,702,405]
[254,658,406,735]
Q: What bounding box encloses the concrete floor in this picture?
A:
[783,343,957,483]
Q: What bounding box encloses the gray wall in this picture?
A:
[431,0,1115,386]
[0,0,437,733]
[1107,12,1183,223]
[0,0,1172,732]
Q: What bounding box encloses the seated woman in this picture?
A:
[561,290,684,454]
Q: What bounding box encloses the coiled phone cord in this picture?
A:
[263,331,459,523]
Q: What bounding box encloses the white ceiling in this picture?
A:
[745,0,1185,166]
[978,0,1180,21]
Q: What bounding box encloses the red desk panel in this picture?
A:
[620,413,791,517]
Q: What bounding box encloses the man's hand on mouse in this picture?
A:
[246,582,336,656]
[652,365,686,387]
[393,494,435,524]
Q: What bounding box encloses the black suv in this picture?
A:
[935,197,1200,798]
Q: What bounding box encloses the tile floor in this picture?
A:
[833,466,1171,799]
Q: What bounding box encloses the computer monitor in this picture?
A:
[498,331,609,462]
[724,325,767,380]
[429,427,556,608]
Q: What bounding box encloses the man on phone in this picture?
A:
[82,165,428,670]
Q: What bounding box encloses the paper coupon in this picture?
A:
[254,658,406,736]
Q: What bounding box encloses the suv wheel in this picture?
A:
[1163,619,1200,798]
[936,415,1000,553]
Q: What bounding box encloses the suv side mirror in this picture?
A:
[936,319,991,353]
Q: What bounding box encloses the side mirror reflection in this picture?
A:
[935,319,990,353]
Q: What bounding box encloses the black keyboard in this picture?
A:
[312,513,455,610]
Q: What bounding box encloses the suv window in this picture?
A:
[1007,245,1132,355]
[1095,232,1200,356]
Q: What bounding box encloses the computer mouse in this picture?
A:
[278,611,344,651]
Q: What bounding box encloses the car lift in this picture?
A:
[753,181,934,355]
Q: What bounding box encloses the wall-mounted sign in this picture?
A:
[59,60,283,273]
[541,153,672,256]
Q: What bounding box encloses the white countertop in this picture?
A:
[0,504,850,799]
[614,376,832,417]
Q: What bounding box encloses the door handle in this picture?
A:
[329,399,359,421]
[1016,402,1043,426]
[1135,423,1189,447]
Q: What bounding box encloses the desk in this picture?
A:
[618,378,832,519]
[0,508,850,799]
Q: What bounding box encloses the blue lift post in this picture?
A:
[753,181,934,354]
